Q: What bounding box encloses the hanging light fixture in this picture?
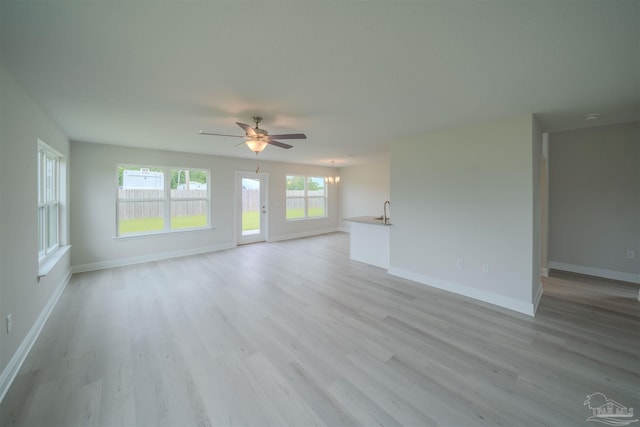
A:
[325,160,340,184]
[245,138,269,153]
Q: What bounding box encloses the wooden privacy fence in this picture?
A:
[242,189,260,211]
[244,189,326,212]
[117,189,208,219]
[118,188,326,219]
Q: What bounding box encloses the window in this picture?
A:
[37,141,62,261]
[117,166,210,236]
[286,175,326,220]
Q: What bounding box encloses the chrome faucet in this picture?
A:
[383,200,390,224]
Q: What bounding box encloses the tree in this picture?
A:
[286,175,306,190]
[171,169,207,189]
[286,176,324,191]
[307,178,323,191]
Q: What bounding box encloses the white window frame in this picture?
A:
[37,140,62,262]
[285,175,328,220]
[116,165,211,237]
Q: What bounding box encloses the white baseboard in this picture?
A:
[540,267,549,277]
[532,283,544,314]
[0,269,72,403]
[268,228,339,243]
[72,243,236,273]
[548,261,640,284]
[388,267,537,316]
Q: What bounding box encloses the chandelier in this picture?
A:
[325,160,340,184]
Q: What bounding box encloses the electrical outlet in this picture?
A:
[482,264,490,274]
[6,314,12,334]
[456,259,464,270]
[626,250,635,259]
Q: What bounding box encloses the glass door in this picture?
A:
[237,172,267,244]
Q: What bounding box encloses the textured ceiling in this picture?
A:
[1,1,638,165]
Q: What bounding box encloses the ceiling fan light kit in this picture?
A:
[245,138,269,153]
[199,116,306,154]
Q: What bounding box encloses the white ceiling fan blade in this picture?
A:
[198,130,244,138]
[236,122,257,137]
[268,133,307,140]
[267,140,293,149]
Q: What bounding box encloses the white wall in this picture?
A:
[70,142,339,269]
[339,159,390,231]
[388,115,540,315]
[531,118,543,302]
[0,65,71,396]
[548,122,640,283]
[540,133,550,277]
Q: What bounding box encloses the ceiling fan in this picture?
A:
[199,116,307,154]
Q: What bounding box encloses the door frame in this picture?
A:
[235,171,269,245]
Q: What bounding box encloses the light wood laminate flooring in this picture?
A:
[1,232,639,426]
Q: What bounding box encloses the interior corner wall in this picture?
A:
[389,114,537,315]
[540,133,550,277]
[531,117,543,305]
[338,159,390,231]
[70,142,339,270]
[0,65,71,388]
[548,121,640,283]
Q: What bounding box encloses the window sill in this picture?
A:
[38,245,71,281]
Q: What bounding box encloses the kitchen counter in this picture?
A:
[344,216,390,269]
[344,216,392,226]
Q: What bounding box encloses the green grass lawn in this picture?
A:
[286,208,326,219]
[173,215,207,229]
[119,215,207,234]
[242,211,260,231]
